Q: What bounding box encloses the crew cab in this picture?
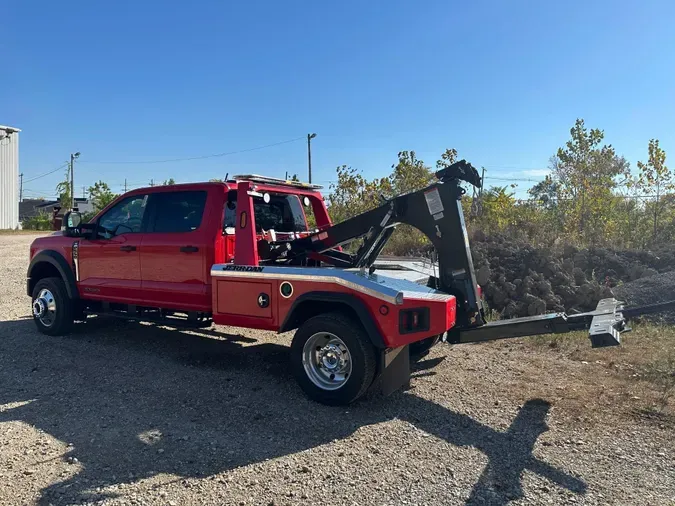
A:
[27,175,455,405]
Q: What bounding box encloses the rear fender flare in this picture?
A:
[280,291,385,349]
[27,250,78,299]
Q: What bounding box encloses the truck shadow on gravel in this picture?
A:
[0,318,587,505]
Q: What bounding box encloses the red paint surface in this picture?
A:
[77,234,145,302]
[212,276,457,348]
[138,186,224,311]
[233,182,258,266]
[216,279,273,319]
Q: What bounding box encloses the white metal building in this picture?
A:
[0,125,20,229]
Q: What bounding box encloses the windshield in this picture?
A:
[224,192,308,233]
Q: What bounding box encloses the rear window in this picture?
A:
[151,191,207,233]
[224,192,307,233]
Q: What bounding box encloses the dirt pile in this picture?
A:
[613,271,675,324]
[470,232,675,318]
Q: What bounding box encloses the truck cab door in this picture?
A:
[139,190,210,311]
[77,193,150,302]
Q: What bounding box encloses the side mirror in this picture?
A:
[63,211,82,237]
[67,211,82,228]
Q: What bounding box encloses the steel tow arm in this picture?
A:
[449,297,675,348]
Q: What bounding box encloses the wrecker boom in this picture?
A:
[290,160,485,328]
[286,160,675,347]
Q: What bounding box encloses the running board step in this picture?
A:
[84,306,213,328]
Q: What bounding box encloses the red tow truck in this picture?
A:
[27,161,662,405]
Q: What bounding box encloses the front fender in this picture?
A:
[27,250,78,299]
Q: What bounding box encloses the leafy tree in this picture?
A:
[389,151,433,195]
[55,166,71,210]
[327,165,391,225]
[317,131,675,252]
[634,139,673,242]
[163,178,176,185]
[88,181,118,213]
[482,186,517,230]
[551,119,628,244]
[436,148,458,170]
[327,149,458,255]
[528,173,558,208]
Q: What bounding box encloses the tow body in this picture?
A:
[211,265,457,349]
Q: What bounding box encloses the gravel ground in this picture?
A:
[1,233,673,506]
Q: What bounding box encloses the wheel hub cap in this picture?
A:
[32,288,56,327]
[33,298,46,318]
[302,332,352,391]
[321,344,345,370]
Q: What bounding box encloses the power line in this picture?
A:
[482,165,550,171]
[484,176,543,183]
[22,189,57,198]
[23,162,69,183]
[78,136,305,165]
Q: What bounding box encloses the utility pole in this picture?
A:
[479,167,485,199]
[150,179,155,187]
[82,186,86,199]
[124,178,127,192]
[70,152,80,210]
[307,133,316,183]
[472,167,486,218]
[19,173,23,202]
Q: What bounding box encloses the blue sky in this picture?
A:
[4,0,674,200]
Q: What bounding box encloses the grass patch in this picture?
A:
[525,323,675,415]
[638,350,675,414]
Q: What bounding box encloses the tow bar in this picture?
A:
[449,298,675,348]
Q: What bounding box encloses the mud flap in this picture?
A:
[378,344,410,396]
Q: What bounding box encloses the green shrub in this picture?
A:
[22,213,52,231]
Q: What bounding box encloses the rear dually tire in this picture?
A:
[290,312,377,406]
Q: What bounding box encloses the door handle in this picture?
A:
[180,246,199,253]
[120,245,137,252]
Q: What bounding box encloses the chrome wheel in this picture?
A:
[302,332,352,391]
[33,288,56,327]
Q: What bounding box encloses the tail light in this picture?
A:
[399,308,430,334]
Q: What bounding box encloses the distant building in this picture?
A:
[0,125,20,229]
[19,198,95,227]
[19,198,56,220]
[32,198,94,217]
[73,197,94,214]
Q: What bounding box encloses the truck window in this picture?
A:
[97,194,149,238]
[150,191,207,233]
[223,192,307,233]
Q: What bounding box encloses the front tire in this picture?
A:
[31,277,74,336]
[290,312,377,406]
